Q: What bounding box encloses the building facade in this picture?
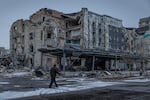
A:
[10,8,128,71]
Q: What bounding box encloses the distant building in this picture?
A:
[137,17,150,35]
[0,47,9,57]
[10,8,132,71]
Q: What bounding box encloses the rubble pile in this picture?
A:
[0,54,24,74]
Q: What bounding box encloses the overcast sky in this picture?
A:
[0,0,150,49]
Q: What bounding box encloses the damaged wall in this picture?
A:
[10,8,66,68]
[81,8,124,51]
[82,9,103,49]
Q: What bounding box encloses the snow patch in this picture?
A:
[31,77,44,80]
[0,82,9,85]
[14,85,21,88]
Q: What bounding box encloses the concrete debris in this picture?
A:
[104,71,112,75]
[0,65,6,73]
[34,70,44,77]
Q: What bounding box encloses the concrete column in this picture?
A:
[81,58,86,70]
[105,60,109,70]
[133,62,137,71]
[115,56,118,72]
[63,51,66,72]
[92,56,95,71]
[110,60,114,70]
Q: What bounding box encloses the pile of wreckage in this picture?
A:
[0,54,25,73]
[0,54,149,79]
[0,54,44,77]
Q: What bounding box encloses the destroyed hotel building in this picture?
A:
[10,8,132,71]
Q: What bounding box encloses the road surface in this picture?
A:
[0,75,150,100]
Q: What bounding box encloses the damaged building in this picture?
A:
[135,17,150,70]
[10,8,141,71]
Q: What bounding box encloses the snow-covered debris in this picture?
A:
[34,70,44,77]
[104,71,112,75]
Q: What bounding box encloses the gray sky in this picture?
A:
[0,0,150,49]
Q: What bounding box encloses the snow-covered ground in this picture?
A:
[0,71,150,100]
[0,77,121,100]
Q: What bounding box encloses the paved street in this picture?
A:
[0,74,150,100]
[0,76,83,92]
[19,78,150,100]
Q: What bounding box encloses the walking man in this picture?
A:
[49,64,60,88]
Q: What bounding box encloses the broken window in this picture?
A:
[72,39,80,45]
[92,22,96,46]
[58,29,61,33]
[14,26,17,31]
[92,22,96,32]
[29,33,33,40]
[30,58,33,66]
[22,35,24,44]
[131,40,133,45]
[46,58,52,68]
[22,23,25,32]
[43,17,45,22]
[47,33,51,38]
[29,45,34,52]
[46,26,54,39]
[22,46,24,53]
[66,40,71,43]
[98,24,101,46]
[66,23,68,28]
[41,31,43,40]
[13,37,17,43]
[71,59,81,66]
[66,31,71,39]
[14,48,16,53]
